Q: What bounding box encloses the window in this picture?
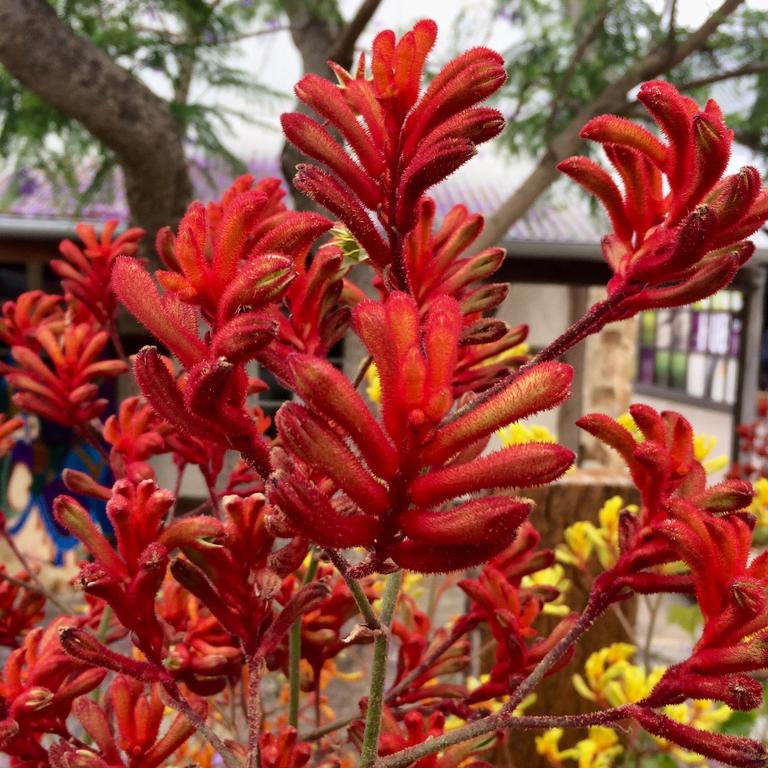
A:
[635,290,743,407]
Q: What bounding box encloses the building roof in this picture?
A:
[0,154,606,246]
[1,154,766,262]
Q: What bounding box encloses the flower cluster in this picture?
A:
[560,81,768,319]
[52,220,144,326]
[112,175,332,475]
[0,618,106,765]
[1,17,768,768]
[283,19,505,288]
[459,525,577,703]
[270,291,573,574]
[577,405,768,764]
[0,294,126,427]
[53,479,220,658]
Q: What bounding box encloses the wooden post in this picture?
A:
[498,470,639,767]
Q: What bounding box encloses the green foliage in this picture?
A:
[719,709,759,737]
[666,602,702,637]
[642,753,677,768]
[489,0,768,160]
[0,0,287,207]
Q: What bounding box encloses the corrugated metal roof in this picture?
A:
[0,155,606,245]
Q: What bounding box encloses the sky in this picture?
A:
[203,0,764,160]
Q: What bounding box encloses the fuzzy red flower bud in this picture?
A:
[563,81,768,318]
[422,361,573,465]
[273,292,570,572]
[630,705,768,767]
[285,21,505,286]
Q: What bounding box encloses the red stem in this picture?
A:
[247,654,265,768]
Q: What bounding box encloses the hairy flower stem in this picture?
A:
[442,288,633,429]
[325,548,380,629]
[160,679,241,768]
[501,587,612,715]
[247,654,266,768]
[375,705,635,768]
[384,619,476,703]
[359,570,403,768]
[0,529,68,613]
[289,551,320,728]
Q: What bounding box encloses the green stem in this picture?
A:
[288,551,319,728]
[359,569,402,768]
[325,548,379,629]
[97,604,112,642]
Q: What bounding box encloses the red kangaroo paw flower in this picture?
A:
[157,516,224,551]
[630,705,768,767]
[274,292,570,571]
[276,403,391,516]
[293,164,390,269]
[410,442,574,507]
[53,496,128,581]
[422,361,573,465]
[650,670,763,711]
[169,558,248,638]
[113,256,206,367]
[287,354,398,480]
[216,254,295,323]
[58,626,170,684]
[558,156,634,242]
[285,22,504,284]
[2,314,128,427]
[52,220,144,326]
[580,115,667,168]
[386,535,522,574]
[400,496,532,545]
[267,470,379,549]
[281,113,381,209]
[564,81,766,318]
[693,480,754,512]
[72,698,122,764]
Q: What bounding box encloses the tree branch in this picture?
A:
[331,0,383,67]
[544,0,615,138]
[475,0,746,251]
[676,60,768,91]
[375,705,635,768]
[0,0,192,236]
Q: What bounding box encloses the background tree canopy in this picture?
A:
[0,0,766,244]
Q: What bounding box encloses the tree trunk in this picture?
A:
[280,2,344,208]
[0,0,192,238]
[280,0,381,210]
[500,472,640,767]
